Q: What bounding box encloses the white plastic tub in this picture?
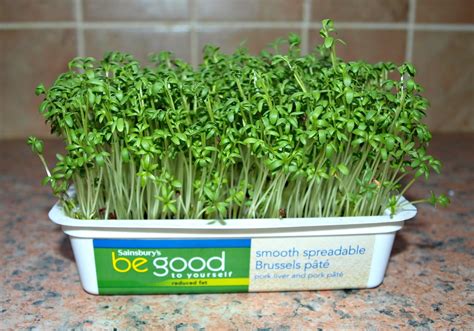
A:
[49,199,416,295]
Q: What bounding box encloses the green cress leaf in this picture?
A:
[87,89,95,105]
[116,118,125,133]
[64,115,73,128]
[337,164,349,176]
[345,89,354,104]
[406,79,416,91]
[436,194,450,207]
[27,136,44,154]
[121,148,130,163]
[35,84,46,96]
[95,154,105,167]
[343,74,351,87]
[324,36,334,49]
[385,136,395,151]
[346,120,355,132]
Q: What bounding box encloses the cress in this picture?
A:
[28,19,449,221]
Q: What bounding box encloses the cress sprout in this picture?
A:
[28,20,448,220]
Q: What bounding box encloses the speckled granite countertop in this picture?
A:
[1,134,473,330]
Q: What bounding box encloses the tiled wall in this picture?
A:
[0,0,473,139]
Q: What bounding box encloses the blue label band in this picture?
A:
[93,238,251,249]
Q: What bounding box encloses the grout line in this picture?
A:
[0,21,191,30]
[74,0,85,57]
[196,21,303,30]
[0,21,473,32]
[0,22,77,29]
[84,22,191,31]
[405,0,416,62]
[301,0,311,54]
[190,0,199,67]
[322,22,407,30]
[414,23,474,31]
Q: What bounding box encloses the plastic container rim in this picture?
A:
[48,196,417,231]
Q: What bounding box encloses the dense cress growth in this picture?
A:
[28,20,448,220]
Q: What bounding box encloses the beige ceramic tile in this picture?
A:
[84,29,191,64]
[83,0,190,22]
[416,0,474,24]
[195,0,303,21]
[311,0,409,23]
[0,0,75,22]
[197,28,299,57]
[413,31,474,132]
[0,30,77,139]
[308,29,407,63]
